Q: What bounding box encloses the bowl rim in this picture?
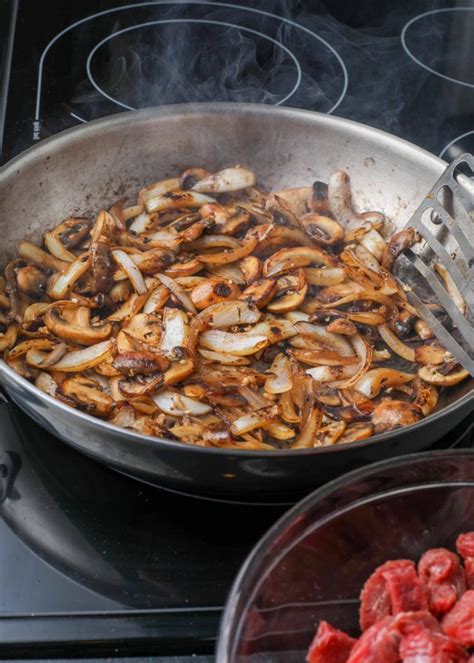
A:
[216,446,474,660]
[0,102,472,458]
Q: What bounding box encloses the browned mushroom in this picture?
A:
[381,227,417,271]
[15,265,47,297]
[113,351,169,376]
[118,373,164,397]
[239,279,277,309]
[372,399,422,433]
[298,213,345,246]
[90,241,114,294]
[44,306,112,345]
[263,246,337,277]
[190,278,241,310]
[58,375,113,417]
[310,181,330,214]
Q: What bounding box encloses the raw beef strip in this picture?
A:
[306,621,356,663]
[360,560,427,630]
[347,616,400,663]
[400,626,469,663]
[392,611,442,637]
[418,549,466,616]
[442,590,474,649]
[456,533,474,589]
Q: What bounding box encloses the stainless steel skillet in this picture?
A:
[0,103,472,501]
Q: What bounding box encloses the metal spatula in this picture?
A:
[393,153,474,376]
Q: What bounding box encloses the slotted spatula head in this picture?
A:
[393,153,474,376]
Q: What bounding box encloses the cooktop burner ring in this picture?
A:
[439,130,474,160]
[34,0,349,128]
[85,18,303,112]
[401,7,474,89]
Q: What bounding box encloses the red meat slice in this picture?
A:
[347,616,400,663]
[392,611,442,637]
[400,626,469,663]
[306,621,356,663]
[418,549,466,616]
[456,533,474,589]
[360,560,427,630]
[442,590,474,649]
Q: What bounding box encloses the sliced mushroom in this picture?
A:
[191,166,256,193]
[90,241,114,294]
[113,351,169,376]
[239,279,277,309]
[412,378,439,416]
[124,312,162,348]
[415,343,451,366]
[372,399,422,433]
[118,373,164,398]
[58,375,113,417]
[15,265,47,297]
[0,324,17,351]
[269,187,312,217]
[381,227,417,271]
[263,246,336,277]
[418,365,469,386]
[338,423,374,443]
[18,241,69,272]
[240,256,262,284]
[313,421,347,446]
[190,278,241,310]
[44,306,112,346]
[310,181,330,214]
[163,354,195,386]
[267,270,308,314]
[298,213,345,246]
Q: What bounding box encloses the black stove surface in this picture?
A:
[2,0,474,164]
[1,0,474,659]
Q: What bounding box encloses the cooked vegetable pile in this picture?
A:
[0,165,468,449]
[307,531,474,662]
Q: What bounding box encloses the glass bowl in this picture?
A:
[217,449,474,662]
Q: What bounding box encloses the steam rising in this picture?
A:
[69,0,461,151]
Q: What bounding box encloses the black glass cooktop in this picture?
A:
[2,0,474,165]
[0,0,473,659]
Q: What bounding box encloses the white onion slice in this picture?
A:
[161,308,189,356]
[49,255,92,299]
[306,365,359,383]
[152,389,212,416]
[49,339,114,372]
[230,412,272,436]
[192,167,256,193]
[359,228,386,262]
[265,353,293,394]
[199,330,268,356]
[354,368,414,398]
[295,322,354,357]
[155,273,197,314]
[199,300,261,328]
[35,372,58,397]
[378,324,415,362]
[112,250,147,294]
[199,349,250,366]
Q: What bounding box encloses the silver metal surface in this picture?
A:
[395,152,474,374]
[0,103,472,498]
